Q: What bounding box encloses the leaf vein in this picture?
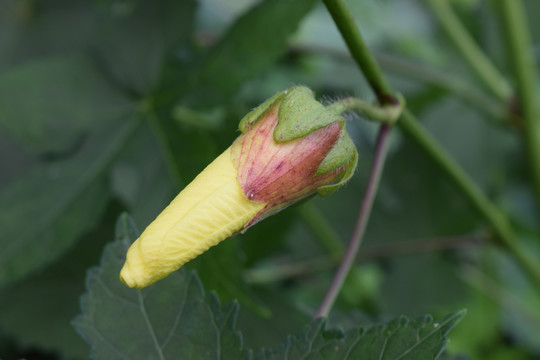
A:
[78,322,131,360]
[97,278,138,307]
[208,298,221,360]
[394,316,455,360]
[160,275,190,350]
[137,289,166,360]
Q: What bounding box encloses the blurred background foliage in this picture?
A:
[0,0,539,358]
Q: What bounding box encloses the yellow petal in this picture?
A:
[120,147,265,288]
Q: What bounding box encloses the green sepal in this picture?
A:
[316,130,356,175]
[317,146,358,196]
[238,90,286,133]
[274,86,344,143]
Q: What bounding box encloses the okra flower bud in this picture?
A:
[120,86,358,288]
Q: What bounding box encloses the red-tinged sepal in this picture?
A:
[231,86,358,229]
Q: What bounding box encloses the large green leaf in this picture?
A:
[181,0,317,107]
[73,214,249,360]
[0,56,132,154]
[0,0,197,96]
[0,118,137,288]
[257,311,466,360]
[92,0,197,94]
[73,216,466,360]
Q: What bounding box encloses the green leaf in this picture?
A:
[183,0,317,106]
[0,56,132,154]
[92,0,197,94]
[73,214,250,360]
[0,207,118,359]
[257,311,466,360]
[0,118,138,288]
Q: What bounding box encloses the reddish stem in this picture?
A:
[314,123,391,319]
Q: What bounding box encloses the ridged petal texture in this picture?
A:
[120,148,265,288]
[232,105,343,227]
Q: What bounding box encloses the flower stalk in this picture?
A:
[326,94,405,124]
[314,123,392,319]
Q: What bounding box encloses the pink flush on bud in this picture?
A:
[232,101,346,228]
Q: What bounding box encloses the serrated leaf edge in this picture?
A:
[73,213,252,360]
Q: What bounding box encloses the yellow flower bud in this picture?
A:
[120,148,265,288]
[120,86,357,288]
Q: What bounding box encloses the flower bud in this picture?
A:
[120,86,357,288]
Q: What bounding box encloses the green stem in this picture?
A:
[327,94,404,124]
[424,0,512,102]
[496,0,540,211]
[322,0,394,104]
[399,110,540,287]
[297,203,344,255]
[323,0,540,289]
[400,110,514,241]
